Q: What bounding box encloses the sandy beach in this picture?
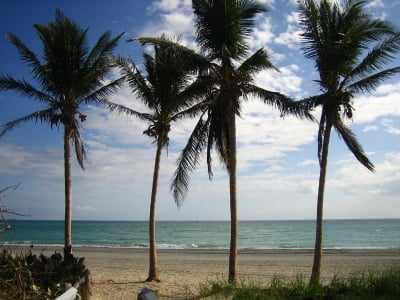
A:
[26,247,400,299]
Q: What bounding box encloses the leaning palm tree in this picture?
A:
[298,0,400,285]
[116,37,206,282]
[0,9,125,255]
[139,0,313,283]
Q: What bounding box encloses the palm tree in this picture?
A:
[0,9,125,256]
[116,37,206,282]
[298,0,400,285]
[139,0,313,283]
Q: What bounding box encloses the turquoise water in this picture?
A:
[1,219,399,249]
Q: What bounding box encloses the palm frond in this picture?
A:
[298,0,323,62]
[297,94,324,111]
[334,116,375,172]
[102,100,153,123]
[0,75,56,104]
[343,32,400,89]
[245,85,315,121]
[85,31,124,70]
[81,76,126,105]
[237,48,277,79]
[346,66,400,94]
[132,37,211,71]
[69,125,87,170]
[170,100,208,123]
[207,100,229,172]
[168,76,214,121]
[171,115,210,207]
[5,32,47,86]
[192,0,267,61]
[117,55,155,108]
[317,109,328,166]
[0,108,56,138]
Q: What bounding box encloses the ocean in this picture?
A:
[1,219,399,250]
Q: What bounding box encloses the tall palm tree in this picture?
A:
[298,0,400,285]
[139,0,313,283]
[0,9,125,256]
[116,37,206,282]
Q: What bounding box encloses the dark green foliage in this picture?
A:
[0,247,90,299]
[197,267,400,299]
[0,248,35,299]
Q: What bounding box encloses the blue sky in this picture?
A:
[0,0,400,221]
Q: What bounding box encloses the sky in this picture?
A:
[0,0,400,221]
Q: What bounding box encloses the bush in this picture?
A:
[0,246,90,299]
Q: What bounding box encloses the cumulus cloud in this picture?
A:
[249,16,275,49]
[274,12,301,49]
[255,64,304,95]
[274,24,301,49]
[140,0,194,40]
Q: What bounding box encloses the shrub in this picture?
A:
[0,247,90,299]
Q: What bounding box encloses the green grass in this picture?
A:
[197,267,400,299]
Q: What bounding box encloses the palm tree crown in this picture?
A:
[193,0,266,61]
[299,0,400,168]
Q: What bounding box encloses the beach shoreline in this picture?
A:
[6,246,400,299]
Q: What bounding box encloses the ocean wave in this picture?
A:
[1,242,399,251]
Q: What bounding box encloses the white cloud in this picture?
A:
[381,119,400,135]
[274,24,301,49]
[362,125,378,132]
[273,11,301,49]
[286,11,299,23]
[352,91,400,124]
[331,152,400,197]
[286,0,298,6]
[297,160,318,167]
[255,64,304,95]
[140,1,194,40]
[148,0,191,13]
[366,0,385,8]
[375,82,400,94]
[249,16,275,49]
[256,0,276,6]
[0,144,63,179]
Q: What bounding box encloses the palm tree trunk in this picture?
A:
[310,119,333,286]
[63,126,73,257]
[147,138,163,282]
[227,107,238,284]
